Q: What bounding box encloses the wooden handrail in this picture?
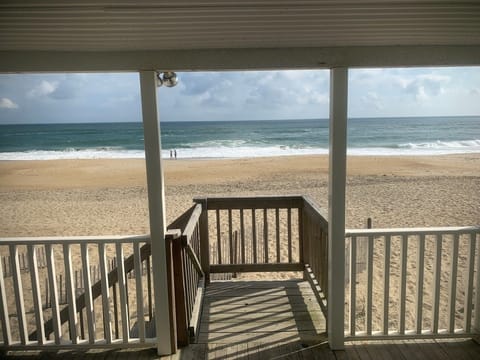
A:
[194,195,304,210]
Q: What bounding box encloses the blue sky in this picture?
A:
[0,67,479,124]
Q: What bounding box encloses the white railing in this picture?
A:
[345,226,480,340]
[0,235,155,350]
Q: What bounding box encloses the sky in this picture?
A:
[0,67,479,124]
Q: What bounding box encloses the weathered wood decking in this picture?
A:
[3,279,480,359]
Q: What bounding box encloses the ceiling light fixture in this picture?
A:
[156,71,178,88]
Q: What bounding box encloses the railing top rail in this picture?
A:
[0,234,151,245]
[302,195,328,228]
[194,195,304,210]
[346,225,480,237]
[182,203,202,241]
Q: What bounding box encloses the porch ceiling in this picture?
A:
[1,0,480,71]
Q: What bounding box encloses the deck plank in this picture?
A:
[3,280,480,359]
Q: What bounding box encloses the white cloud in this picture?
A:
[405,74,450,102]
[360,92,383,110]
[0,97,18,109]
[27,80,58,98]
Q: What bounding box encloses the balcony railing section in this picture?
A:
[345,226,480,340]
[301,196,329,312]
[193,195,329,315]
[195,196,310,275]
[0,235,155,350]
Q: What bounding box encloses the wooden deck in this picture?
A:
[3,279,480,359]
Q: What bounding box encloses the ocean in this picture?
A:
[0,117,479,160]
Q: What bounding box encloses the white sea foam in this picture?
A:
[1,139,479,160]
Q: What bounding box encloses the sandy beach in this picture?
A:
[1,154,479,237]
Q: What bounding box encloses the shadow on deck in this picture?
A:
[3,278,480,359]
[164,279,480,359]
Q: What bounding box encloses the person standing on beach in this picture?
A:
[174,149,177,159]
[170,149,173,159]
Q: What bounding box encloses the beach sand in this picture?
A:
[1,154,479,237]
[0,154,479,339]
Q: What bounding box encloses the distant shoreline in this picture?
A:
[1,153,479,191]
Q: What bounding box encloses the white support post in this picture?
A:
[139,70,174,355]
[328,67,348,350]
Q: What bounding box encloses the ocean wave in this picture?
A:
[1,140,479,160]
[398,139,480,149]
[0,149,146,161]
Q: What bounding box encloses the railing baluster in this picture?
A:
[216,210,222,265]
[116,243,130,343]
[146,256,152,321]
[366,235,374,335]
[228,209,233,264]
[463,232,476,332]
[275,208,280,263]
[474,232,480,332]
[432,234,442,334]
[63,243,78,344]
[10,245,28,344]
[298,207,304,264]
[287,208,292,263]
[448,234,459,333]
[27,245,45,344]
[46,244,62,343]
[0,247,12,345]
[81,243,96,344]
[383,235,391,335]
[99,243,112,343]
[133,243,145,342]
[240,209,245,264]
[252,209,257,263]
[415,234,425,334]
[350,236,357,336]
[264,208,268,263]
[399,235,408,334]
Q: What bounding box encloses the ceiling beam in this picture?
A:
[1,45,479,73]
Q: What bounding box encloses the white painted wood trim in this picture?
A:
[27,245,45,345]
[383,235,391,335]
[448,234,459,333]
[45,244,62,344]
[345,226,480,237]
[63,243,78,344]
[474,233,480,332]
[133,243,146,342]
[1,45,480,73]
[431,234,442,334]
[115,243,130,343]
[415,235,425,334]
[0,247,12,345]
[139,70,173,356]
[10,245,28,345]
[366,236,374,336]
[80,243,96,344]
[463,233,476,332]
[349,237,356,337]
[99,243,112,344]
[327,67,348,350]
[399,235,408,335]
[0,234,150,245]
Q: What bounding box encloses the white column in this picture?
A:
[328,67,348,350]
[139,70,174,355]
